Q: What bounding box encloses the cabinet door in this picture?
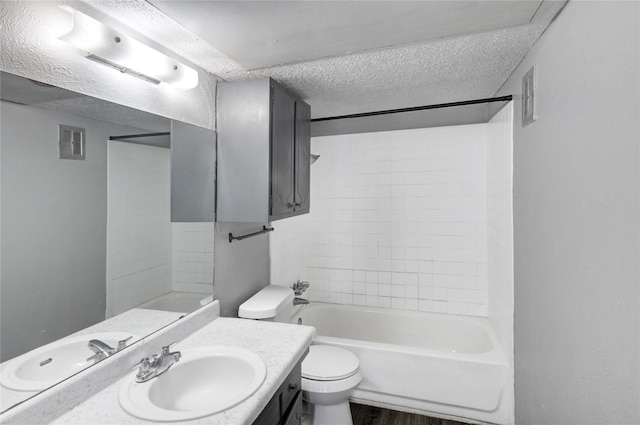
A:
[293,101,311,213]
[270,84,296,218]
[170,120,216,222]
[281,391,302,425]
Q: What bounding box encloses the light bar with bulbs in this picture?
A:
[59,6,198,90]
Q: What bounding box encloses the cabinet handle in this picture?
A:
[288,383,299,392]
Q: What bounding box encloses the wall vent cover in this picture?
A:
[59,124,85,160]
[522,65,537,127]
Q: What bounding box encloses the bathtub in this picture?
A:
[137,291,211,313]
[291,303,511,425]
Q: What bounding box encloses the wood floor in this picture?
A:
[350,403,471,425]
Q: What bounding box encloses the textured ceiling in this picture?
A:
[88,0,566,119]
[149,1,543,70]
[231,23,545,119]
[21,0,567,120]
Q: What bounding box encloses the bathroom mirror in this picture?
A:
[0,71,214,411]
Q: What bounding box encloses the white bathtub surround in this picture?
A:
[486,103,515,418]
[172,223,215,293]
[487,104,514,351]
[293,303,510,424]
[0,302,220,425]
[272,124,497,316]
[48,317,314,425]
[107,142,173,318]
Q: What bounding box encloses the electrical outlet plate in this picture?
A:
[59,124,85,160]
[522,65,536,127]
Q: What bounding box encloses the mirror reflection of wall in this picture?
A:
[2,95,113,361]
[105,140,215,318]
[0,72,214,410]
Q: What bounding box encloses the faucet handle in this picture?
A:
[292,280,310,295]
[162,342,182,363]
[161,342,177,355]
[117,336,133,351]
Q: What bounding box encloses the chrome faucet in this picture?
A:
[293,297,310,306]
[87,336,132,363]
[135,343,181,383]
[291,280,310,296]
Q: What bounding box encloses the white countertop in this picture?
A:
[49,318,315,425]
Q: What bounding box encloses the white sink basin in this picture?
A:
[119,346,266,422]
[0,332,139,391]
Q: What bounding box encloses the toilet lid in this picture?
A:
[302,345,359,381]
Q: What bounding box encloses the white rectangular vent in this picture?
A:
[59,124,85,160]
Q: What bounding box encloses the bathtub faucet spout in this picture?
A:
[293,297,310,306]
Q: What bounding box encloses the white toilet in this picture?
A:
[301,345,362,425]
[238,285,362,425]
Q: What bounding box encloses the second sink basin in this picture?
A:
[119,346,267,422]
[1,331,139,391]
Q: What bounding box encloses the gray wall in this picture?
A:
[1,101,141,361]
[495,2,640,424]
[213,223,270,317]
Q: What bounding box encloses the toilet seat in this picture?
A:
[302,345,360,381]
[302,370,363,395]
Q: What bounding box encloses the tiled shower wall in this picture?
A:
[269,214,311,287]
[107,142,214,317]
[107,141,172,317]
[272,123,495,316]
[172,223,215,294]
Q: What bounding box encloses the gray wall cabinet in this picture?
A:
[170,120,217,222]
[217,78,311,222]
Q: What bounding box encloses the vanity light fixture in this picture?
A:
[58,6,198,90]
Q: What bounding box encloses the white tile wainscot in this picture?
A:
[48,317,315,425]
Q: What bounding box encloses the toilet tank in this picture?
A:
[238,285,294,322]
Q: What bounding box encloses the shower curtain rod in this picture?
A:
[109,131,170,141]
[310,95,513,122]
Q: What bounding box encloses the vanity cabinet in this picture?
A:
[217,77,311,222]
[253,357,303,425]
